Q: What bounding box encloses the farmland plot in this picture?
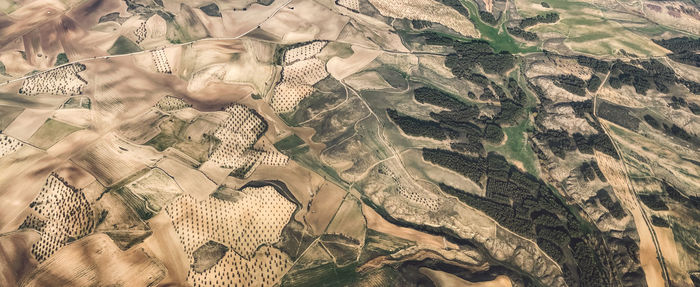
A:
[151,49,172,74]
[336,0,360,12]
[284,41,328,64]
[19,64,87,96]
[165,185,296,287]
[0,134,24,158]
[114,168,184,220]
[73,133,162,186]
[207,104,288,177]
[20,234,166,287]
[270,59,329,113]
[155,96,191,111]
[18,173,95,263]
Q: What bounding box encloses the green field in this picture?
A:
[274,134,305,151]
[108,36,142,55]
[28,119,81,149]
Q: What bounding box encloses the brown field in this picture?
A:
[260,0,350,43]
[73,133,162,186]
[325,196,366,242]
[20,233,166,287]
[142,212,189,286]
[305,182,347,235]
[0,230,39,287]
[326,45,382,80]
[3,109,57,141]
[156,157,217,200]
[420,268,512,287]
[362,204,458,249]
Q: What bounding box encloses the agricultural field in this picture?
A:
[164,185,296,286]
[0,0,698,286]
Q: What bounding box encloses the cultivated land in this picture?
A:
[0,0,698,286]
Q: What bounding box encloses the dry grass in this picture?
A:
[367,0,478,37]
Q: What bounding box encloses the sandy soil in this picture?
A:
[654,225,693,286]
[142,212,189,286]
[421,268,512,287]
[0,230,39,287]
[260,0,350,43]
[326,45,381,80]
[220,0,291,37]
[157,157,217,201]
[362,204,458,249]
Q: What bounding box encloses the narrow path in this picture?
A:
[592,72,670,287]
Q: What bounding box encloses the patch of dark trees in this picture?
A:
[534,128,618,159]
[586,74,601,92]
[479,11,498,25]
[551,74,587,96]
[638,194,669,211]
[199,3,221,17]
[650,215,669,227]
[662,181,700,210]
[669,95,700,115]
[541,2,550,8]
[597,101,640,131]
[608,59,675,94]
[414,87,470,110]
[403,86,513,153]
[519,12,559,28]
[425,149,611,286]
[387,109,449,140]
[593,189,625,219]
[643,114,700,146]
[576,55,611,73]
[575,54,700,95]
[431,37,516,75]
[437,0,470,18]
[411,20,433,29]
[652,37,700,67]
[507,27,538,41]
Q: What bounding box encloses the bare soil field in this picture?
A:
[362,204,457,249]
[260,0,350,43]
[420,268,512,287]
[156,157,217,200]
[73,133,161,186]
[142,212,189,286]
[326,45,382,80]
[0,230,39,287]
[3,109,57,141]
[20,233,166,287]
[305,182,347,235]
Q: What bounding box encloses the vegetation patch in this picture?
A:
[108,36,142,55]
